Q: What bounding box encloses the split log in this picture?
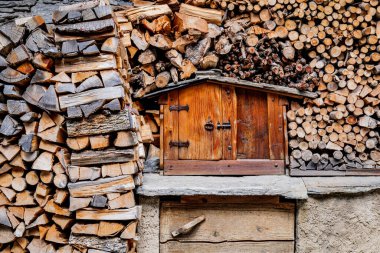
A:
[55,19,115,35]
[76,206,141,221]
[70,148,135,166]
[122,4,172,23]
[55,54,117,73]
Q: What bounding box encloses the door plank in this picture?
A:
[221,85,237,160]
[236,89,269,159]
[178,83,222,160]
[160,202,295,243]
[163,90,179,160]
[267,93,285,160]
[160,241,294,253]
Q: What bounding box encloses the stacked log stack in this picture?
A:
[117,0,379,175]
[0,1,147,252]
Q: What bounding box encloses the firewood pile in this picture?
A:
[115,2,317,98]
[0,1,147,252]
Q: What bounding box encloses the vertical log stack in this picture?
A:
[0,1,148,253]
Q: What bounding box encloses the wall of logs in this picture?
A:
[117,0,380,176]
[0,1,148,252]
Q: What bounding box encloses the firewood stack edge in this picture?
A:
[0,1,149,252]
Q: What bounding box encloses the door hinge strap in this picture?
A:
[169,104,189,112]
[169,141,190,148]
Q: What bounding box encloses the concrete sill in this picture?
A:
[137,174,308,200]
[137,174,380,199]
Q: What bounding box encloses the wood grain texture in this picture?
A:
[59,86,124,108]
[66,110,132,137]
[164,159,284,175]
[76,206,141,220]
[160,241,294,253]
[221,85,237,160]
[160,202,295,243]
[55,54,117,73]
[267,94,285,160]
[68,175,135,197]
[236,89,269,159]
[70,148,135,166]
[178,83,222,160]
[163,91,179,161]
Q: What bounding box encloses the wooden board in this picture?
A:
[160,202,294,243]
[163,91,179,161]
[164,159,284,175]
[55,54,116,73]
[76,206,141,220]
[178,83,222,160]
[221,85,237,160]
[66,110,132,137]
[268,94,285,160]
[160,241,294,253]
[236,89,269,159]
[290,169,380,176]
[59,86,124,108]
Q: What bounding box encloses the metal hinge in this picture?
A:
[169,141,190,148]
[217,121,231,130]
[169,104,189,112]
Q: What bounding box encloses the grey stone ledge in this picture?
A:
[137,174,308,200]
[303,177,380,195]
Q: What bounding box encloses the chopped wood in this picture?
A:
[55,19,115,35]
[55,54,117,73]
[101,37,119,54]
[179,3,224,25]
[76,206,141,221]
[123,4,172,23]
[68,175,135,197]
[69,234,127,253]
[0,67,30,86]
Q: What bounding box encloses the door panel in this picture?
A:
[221,85,237,160]
[178,83,222,160]
[236,89,269,159]
[267,93,285,160]
[163,90,179,160]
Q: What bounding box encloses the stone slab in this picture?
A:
[137,174,308,199]
[303,177,380,195]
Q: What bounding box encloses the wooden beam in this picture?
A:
[164,160,284,175]
[59,86,124,109]
[121,5,172,23]
[76,206,141,220]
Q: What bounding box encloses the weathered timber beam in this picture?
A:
[55,54,117,73]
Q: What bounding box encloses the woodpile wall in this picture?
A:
[0,1,147,252]
[117,0,379,176]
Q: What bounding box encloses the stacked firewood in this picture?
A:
[0,1,148,252]
[284,0,380,174]
[115,2,315,98]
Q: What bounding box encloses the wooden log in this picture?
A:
[66,110,132,137]
[68,175,135,197]
[55,54,117,73]
[76,206,141,220]
[76,75,103,93]
[59,86,124,109]
[97,221,124,237]
[69,235,127,253]
[101,37,119,54]
[0,115,23,136]
[70,148,135,166]
[0,67,30,86]
[7,45,31,66]
[179,3,224,25]
[122,4,172,23]
[55,19,115,35]
[173,12,208,34]
[131,29,149,51]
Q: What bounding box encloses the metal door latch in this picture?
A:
[204,119,214,131]
[169,104,189,112]
[217,121,231,130]
[169,141,190,148]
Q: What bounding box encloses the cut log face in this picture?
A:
[0,67,30,86]
[6,45,31,66]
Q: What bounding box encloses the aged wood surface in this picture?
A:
[55,19,115,35]
[68,175,135,197]
[55,54,117,73]
[66,110,132,137]
[236,89,269,159]
[160,202,294,242]
[163,91,179,161]
[178,83,222,160]
[70,148,135,166]
[160,241,294,253]
[76,206,141,220]
[59,86,124,108]
[268,94,285,160]
[164,159,284,175]
[221,85,237,160]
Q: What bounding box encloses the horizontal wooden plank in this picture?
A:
[160,202,295,243]
[164,159,284,175]
[68,175,135,197]
[66,109,132,137]
[290,169,380,177]
[55,18,115,35]
[76,206,141,220]
[54,27,117,42]
[160,241,294,253]
[55,54,117,73]
[71,148,135,166]
[59,86,124,109]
